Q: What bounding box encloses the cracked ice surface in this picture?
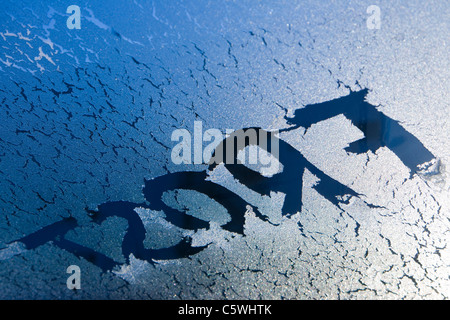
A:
[0,0,449,299]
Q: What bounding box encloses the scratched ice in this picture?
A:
[0,0,449,299]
